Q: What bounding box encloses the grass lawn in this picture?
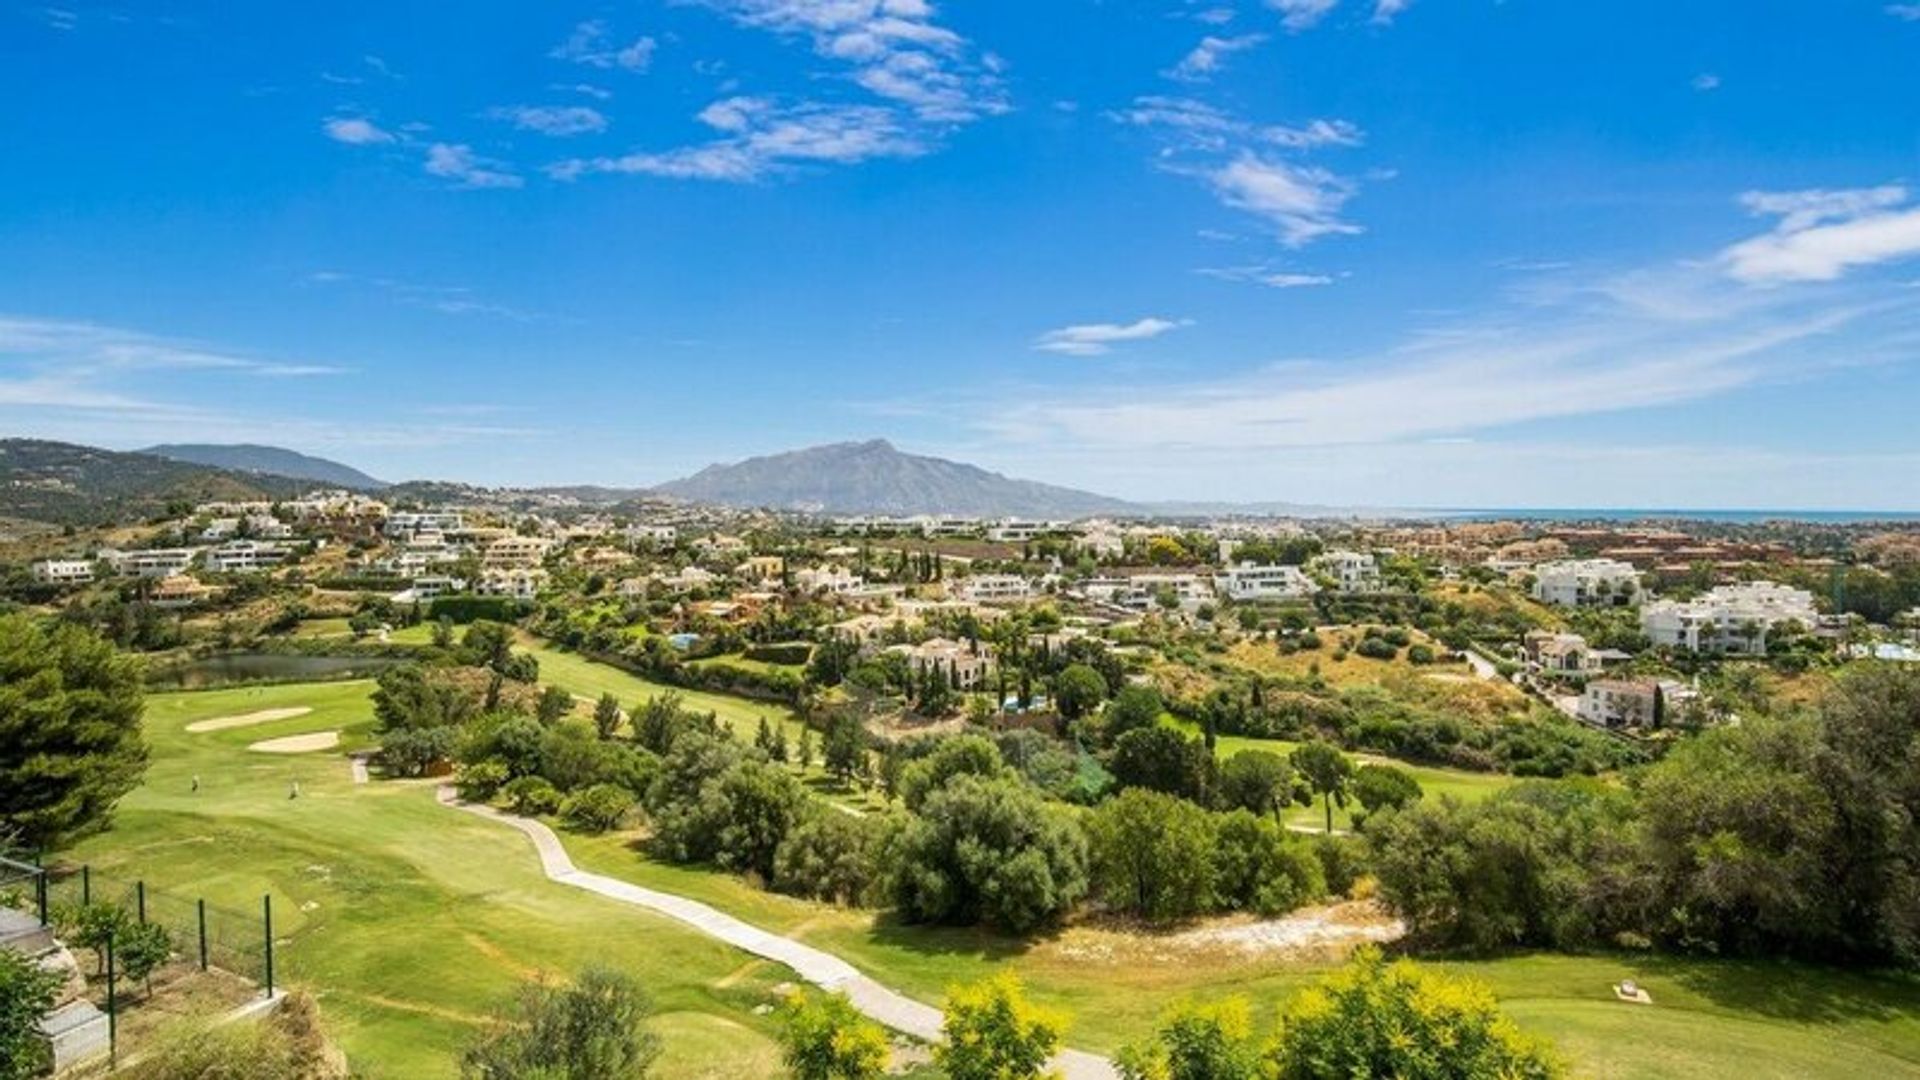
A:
[60,681,791,1080]
[61,673,1920,1080]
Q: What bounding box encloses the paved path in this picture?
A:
[348,754,371,785]
[436,787,1117,1080]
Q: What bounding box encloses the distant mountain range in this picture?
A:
[141,443,387,490]
[0,439,313,526]
[653,439,1137,517]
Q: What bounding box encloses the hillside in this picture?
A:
[652,439,1137,517]
[141,443,387,490]
[0,439,309,526]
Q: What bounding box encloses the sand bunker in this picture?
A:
[248,731,340,754]
[186,707,312,733]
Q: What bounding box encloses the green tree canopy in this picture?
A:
[461,968,661,1080]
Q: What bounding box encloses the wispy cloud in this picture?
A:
[1268,0,1339,32]
[1371,0,1413,25]
[424,143,523,189]
[488,104,608,137]
[302,273,543,321]
[1723,184,1920,283]
[1692,72,1722,92]
[1035,317,1190,357]
[1887,4,1920,20]
[550,21,656,72]
[551,97,920,182]
[1198,266,1335,288]
[1201,154,1360,247]
[1167,34,1266,82]
[0,315,349,386]
[38,7,77,31]
[322,116,395,145]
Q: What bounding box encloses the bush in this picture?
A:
[1087,788,1216,921]
[1406,644,1435,664]
[455,761,510,801]
[881,774,1088,933]
[0,947,60,1080]
[382,726,459,777]
[935,974,1063,1080]
[461,968,661,1080]
[1313,834,1368,899]
[744,641,814,666]
[563,783,637,833]
[1211,811,1324,916]
[501,776,563,816]
[777,991,888,1080]
[773,813,879,906]
[1353,637,1398,661]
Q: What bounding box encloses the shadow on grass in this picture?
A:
[862,910,1047,968]
[1634,952,1920,1026]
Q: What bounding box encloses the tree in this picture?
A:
[898,735,1009,811]
[593,693,624,740]
[460,620,515,672]
[372,663,476,734]
[0,946,59,1080]
[1289,742,1354,834]
[538,685,576,725]
[773,811,880,905]
[501,775,563,815]
[1351,764,1422,819]
[777,991,888,1080]
[562,783,637,833]
[822,714,867,785]
[1211,810,1323,915]
[882,774,1089,933]
[713,761,810,880]
[1117,998,1262,1080]
[1216,750,1295,819]
[1087,788,1215,921]
[0,614,148,847]
[1102,685,1164,747]
[117,919,173,993]
[1053,663,1108,723]
[1109,727,1211,803]
[461,968,661,1080]
[935,974,1063,1080]
[1267,948,1562,1079]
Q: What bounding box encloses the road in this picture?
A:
[437,787,1117,1080]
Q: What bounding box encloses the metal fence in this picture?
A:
[38,864,276,990]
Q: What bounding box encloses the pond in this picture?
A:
[147,652,404,690]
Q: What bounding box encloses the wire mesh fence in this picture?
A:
[37,864,275,988]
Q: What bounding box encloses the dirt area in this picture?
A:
[248,731,341,754]
[1048,899,1405,966]
[185,707,313,733]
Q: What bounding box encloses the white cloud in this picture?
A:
[551,21,656,72]
[1723,184,1920,283]
[323,117,394,145]
[1887,4,1920,20]
[1205,154,1360,247]
[40,7,78,31]
[1371,0,1412,25]
[552,97,920,182]
[552,83,613,101]
[489,105,608,137]
[1168,34,1266,82]
[1035,317,1189,357]
[1266,118,1364,150]
[424,143,523,189]
[1199,266,1335,288]
[0,315,348,382]
[1692,72,1721,91]
[1268,0,1339,31]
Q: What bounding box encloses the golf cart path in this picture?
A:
[436,787,1116,1080]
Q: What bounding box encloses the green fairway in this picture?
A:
[61,681,789,1079]
[57,670,1920,1080]
[524,639,807,744]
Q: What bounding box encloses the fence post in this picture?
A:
[197,899,209,971]
[35,869,47,926]
[137,881,147,924]
[105,932,118,1067]
[82,864,90,905]
[263,893,274,997]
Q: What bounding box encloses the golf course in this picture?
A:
[58,668,1920,1079]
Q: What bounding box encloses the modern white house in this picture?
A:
[483,536,554,568]
[1640,581,1818,655]
[98,548,198,579]
[794,565,863,595]
[478,567,548,601]
[1531,558,1642,608]
[384,510,464,540]
[30,559,95,586]
[202,541,289,573]
[1214,563,1317,602]
[986,519,1054,543]
[623,523,677,548]
[951,574,1034,604]
[1315,550,1383,594]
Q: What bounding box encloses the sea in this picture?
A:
[1418,508,1920,525]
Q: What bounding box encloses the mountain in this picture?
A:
[0,439,312,526]
[652,439,1137,517]
[141,443,387,490]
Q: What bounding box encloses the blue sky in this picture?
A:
[3,0,1920,508]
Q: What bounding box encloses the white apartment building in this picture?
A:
[1081,573,1214,612]
[31,559,95,586]
[1640,581,1819,656]
[917,516,981,537]
[987,519,1054,543]
[1073,524,1126,560]
[623,523,677,547]
[1315,550,1383,594]
[1214,563,1317,602]
[202,541,289,573]
[794,565,863,595]
[951,574,1034,604]
[99,548,198,579]
[384,511,465,540]
[1531,559,1642,608]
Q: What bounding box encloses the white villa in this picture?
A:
[99,548,198,579]
[30,559,95,586]
[202,541,289,573]
[478,567,548,601]
[1640,581,1819,655]
[1525,630,1600,675]
[952,574,1034,604]
[1531,559,1642,608]
[1215,563,1317,602]
[889,637,994,690]
[384,511,464,541]
[1579,678,1699,728]
[1315,550,1383,594]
